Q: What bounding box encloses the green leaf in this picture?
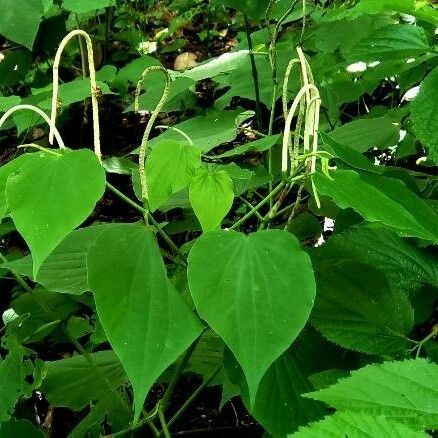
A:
[189,168,234,231]
[311,223,438,296]
[313,169,438,242]
[290,412,428,438]
[311,262,413,354]
[0,0,44,49]
[411,66,438,163]
[145,109,254,153]
[215,0,269,19]
[41,351,127,410]
[62,0,116,13]
[0,420,44,438]
[0,154,32,220]
[305,359,438,429]
[350,24,429,60]
[6,149,106,278]
[329,116,400,153]
[0,345,29,421]
[188,230,316,404]
[87,223,202,420]
[146,140,201,211]
[5,225,114,294]
[0,96,20,112]
[215,135,280,158]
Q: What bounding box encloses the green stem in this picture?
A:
[239,196,264,221]
[160,337,201,411]
[165,366,223,432]
[0,253,32,292]
[158,404,171,438]
[229,180,287,231]
[106,182,186,263]
[106,406,159,437]
[244,14,263,132]
[75,13,87,78]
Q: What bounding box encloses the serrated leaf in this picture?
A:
[411,66,438,163]
[311,223,438,296]
[188,230,316,404]
[311,262,413,354]
[313,169,438,242]
[0,345,29,421]
[189,168,234,231]
[6,149,106,278]
[290,412,428,438]
[146,140,201,211]
[350,24,429,60]
[87,223,202,420]
[305,359,438,428]
[41,351,127,410]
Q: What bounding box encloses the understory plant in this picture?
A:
[0,1,438,437]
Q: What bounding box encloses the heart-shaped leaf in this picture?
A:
[87,223,202,420]
[6,149,106,278]
[188,229,316,404]
[189,168,234,231]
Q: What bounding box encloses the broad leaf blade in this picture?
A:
[87,223,202,420]
[314,169,438,242]
[411,66,438,163]
[290,412,428,438]
[188,230,316,404]
[6,149,106,278]
[146,140,201,211]
[311,262,413,354]
[189,168,234,231]
[305,359,438,428]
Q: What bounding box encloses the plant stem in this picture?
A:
[106,182,186,263]
[0,252,132,418]
[160,337,201,411]
[158,404,171,438]
[75,13,87,78]
[229,181,286,230]
[165,366,223,432]
[244,14,263,132]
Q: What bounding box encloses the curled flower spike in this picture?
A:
[0,104,66,149]
[136,66,171,203]
[50,30,101,160]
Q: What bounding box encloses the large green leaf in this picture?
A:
[350,24,429,60]
[311,223,438,296]
[87,223,202,420]
[329,116,400,152]
[187,230,316,404]
[290,412,428,438]
[0,420,44,438]
[144,109,253,153]
[62,0,116,13]
[189,168,234,231]
[0,0,45,49]
[313,170,438,242]
[311,262,413,354]
[4,225,114,294]
[41,351,127,410]
[6,149,106,278]
[411,66,438,163]
[305,359,438,429]
[146,140,201,211]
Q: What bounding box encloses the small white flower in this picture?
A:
[346,61,367,73]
